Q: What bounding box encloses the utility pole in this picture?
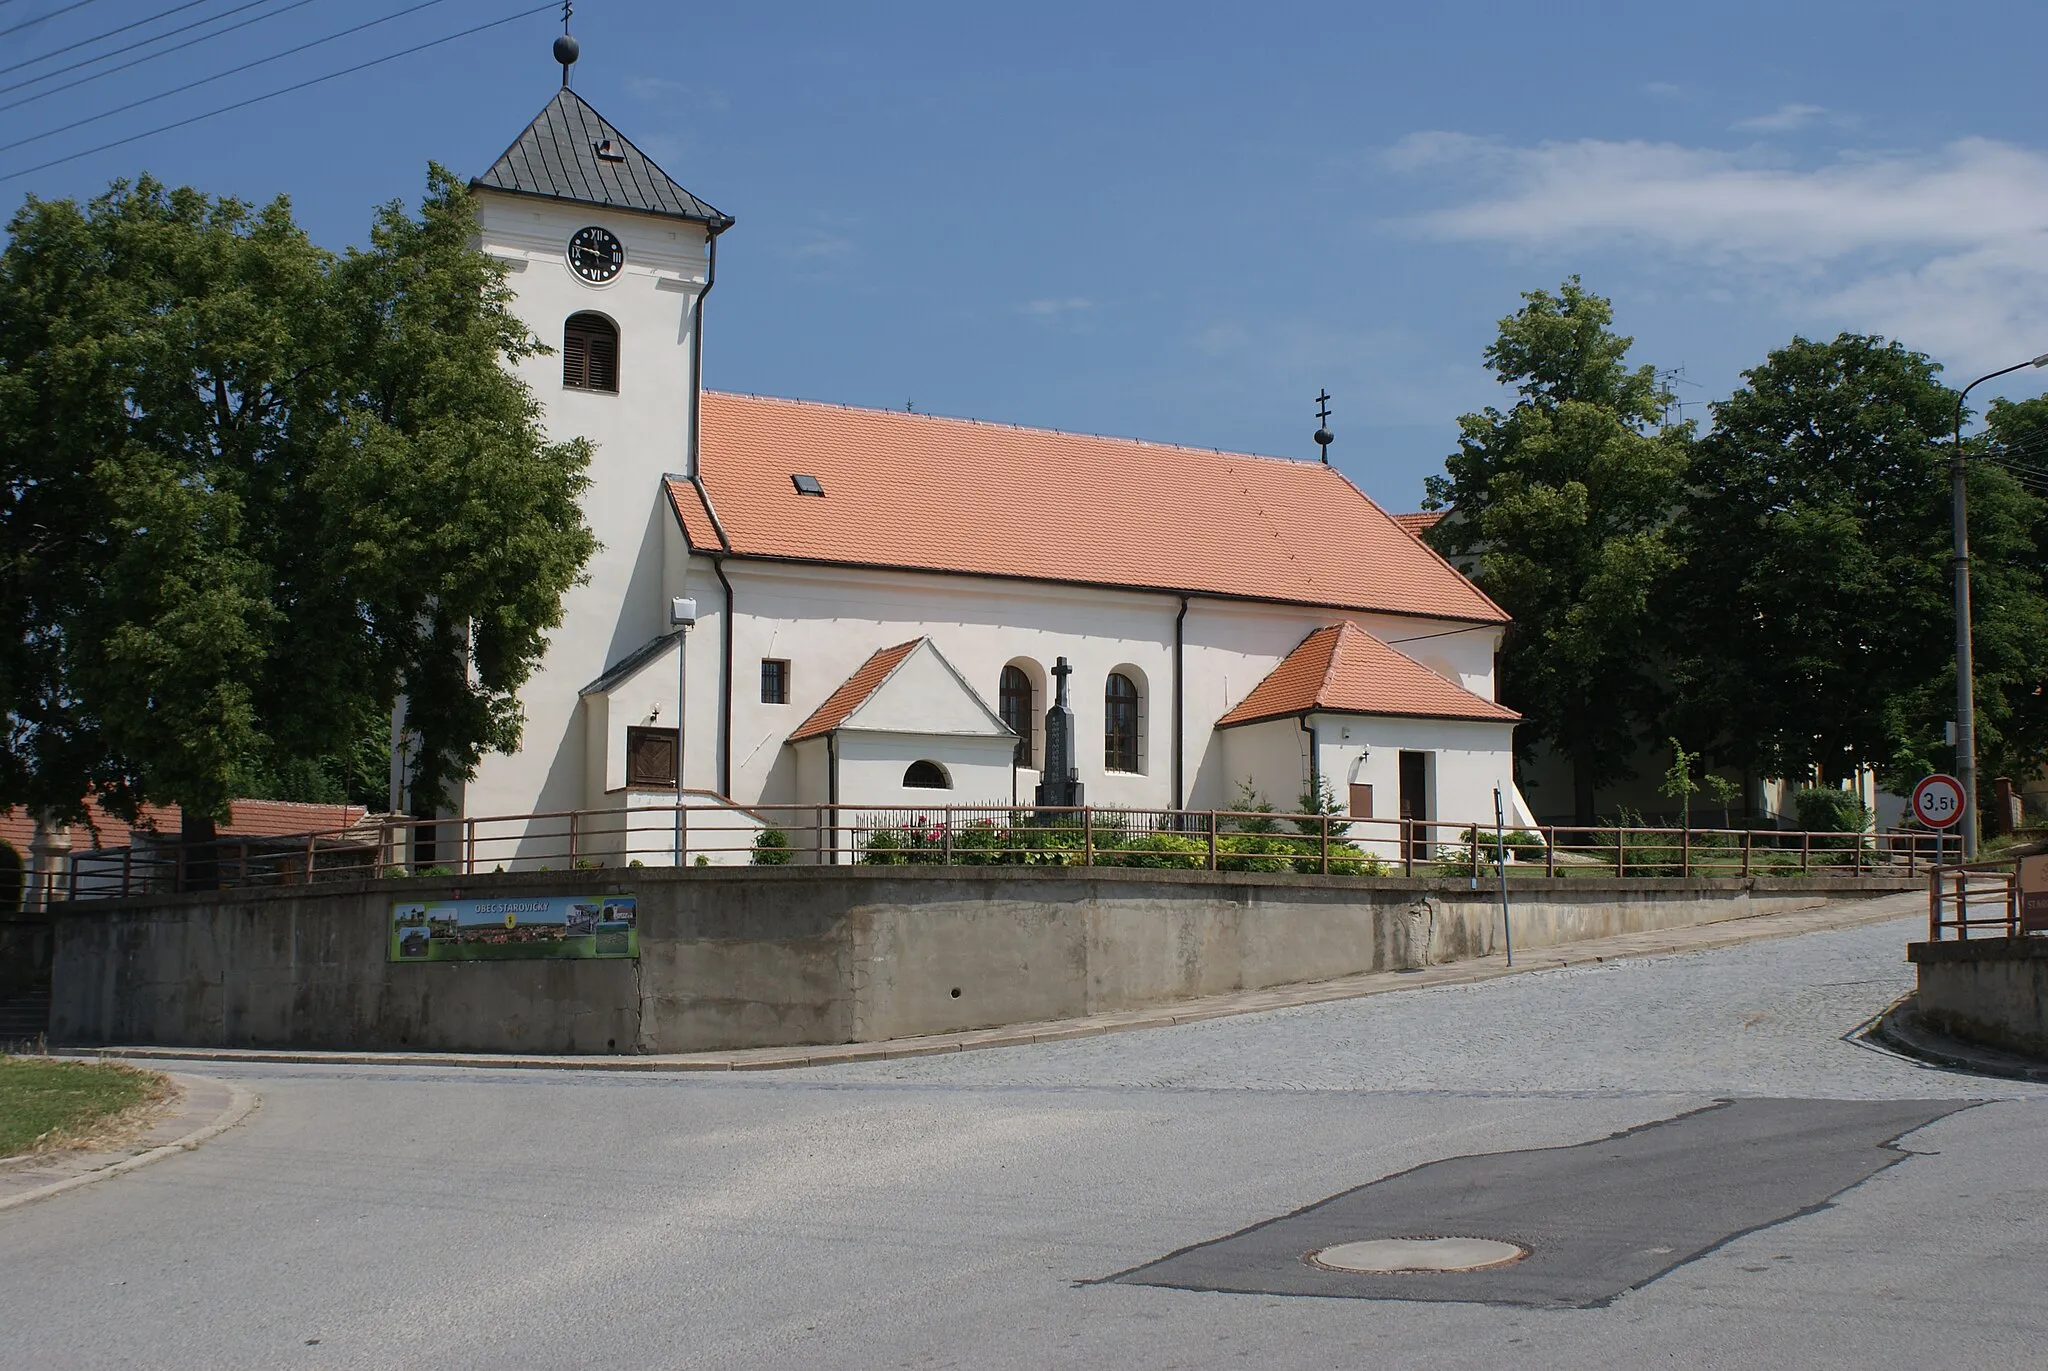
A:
[1952,354,2048,859]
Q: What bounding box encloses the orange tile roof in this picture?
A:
[787,639,924,742]
[1216,622,1519,727]
[1391,511,1444,536]
[670,393,1506,623]
[0,799,370,857]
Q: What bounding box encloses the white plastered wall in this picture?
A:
[461,188,712,834]
[1221,713,1528,862]
[686,556,1507,818]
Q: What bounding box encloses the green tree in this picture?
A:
[1425,279,1693,824]
[1659,737,1699,830]
[1667,334,2048,798]
[0,169,594,864]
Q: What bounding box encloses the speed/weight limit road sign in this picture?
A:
[1911,774,1966,829]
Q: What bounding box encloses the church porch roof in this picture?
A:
[1216,622,1520,728]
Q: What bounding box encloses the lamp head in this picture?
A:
[670,596,697,628]
[2032,353,2048,368]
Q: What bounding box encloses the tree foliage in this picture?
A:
[0,167,594,831]
[1668,335,2048,794]
[1425,278,1692,823]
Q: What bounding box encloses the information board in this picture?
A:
[389,894,638,962]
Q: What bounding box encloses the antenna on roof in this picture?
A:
[1313,389,1334,464]
[553,1,578,89]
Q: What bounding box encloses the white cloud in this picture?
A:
[1731,102,1829,132]
[1388,133,2048,369]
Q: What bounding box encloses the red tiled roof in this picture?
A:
[0,799,369,857]
[1216,622,1519,727]
[787,640,924,742]
[670,393,1507,624]
[1391,511,1444,537]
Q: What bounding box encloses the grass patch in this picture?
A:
[0,1056,171,1157]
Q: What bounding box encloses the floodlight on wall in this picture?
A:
[670,597,697,628]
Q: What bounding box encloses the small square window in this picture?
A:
[761,659,789,704]
[791,474,824,496]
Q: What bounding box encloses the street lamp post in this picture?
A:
[670,596,697,866]
[1952,354,2048,859]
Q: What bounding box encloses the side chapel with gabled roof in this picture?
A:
[442,57,1531,862]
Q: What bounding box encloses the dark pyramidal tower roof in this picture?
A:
[473,88,732,229]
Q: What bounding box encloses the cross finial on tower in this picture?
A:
[1313,389,1334,465]
[553,1,578,88]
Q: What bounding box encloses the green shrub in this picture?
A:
[1792,787,1872,850]
[1095,833,1206,869]
[751,828,793,865]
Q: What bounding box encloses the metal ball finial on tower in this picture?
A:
[1313,389,1334,464]
[555,1,577,87]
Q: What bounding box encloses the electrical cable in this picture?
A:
[0,2,556,183]
[0,0,307,104]
[0,0,317,111]
[0,0,222,78]
[0,0,108,41]
[0,0,461,156]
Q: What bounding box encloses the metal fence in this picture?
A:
[50,801,1945,902]
[1926,866,2027,941]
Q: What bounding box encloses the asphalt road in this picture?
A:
[6,911,2046,1370]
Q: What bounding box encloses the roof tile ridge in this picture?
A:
[1328,468,1510,623]
[1310,624,1349,710]
[703,389,1321,463]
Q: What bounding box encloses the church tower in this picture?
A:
[460,40,733,822]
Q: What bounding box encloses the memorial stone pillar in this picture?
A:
[1033,656,1086,810]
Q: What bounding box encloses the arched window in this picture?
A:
[563,312,619,392]
[999,665,1034,767]
[1105,673,1140,773]
[903,760,950,790]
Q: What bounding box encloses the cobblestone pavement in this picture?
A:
[817,913,2031,1099]
[5,905,2046,1371]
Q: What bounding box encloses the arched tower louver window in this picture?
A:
[563,312,619,392]
[1000,665,1034,767]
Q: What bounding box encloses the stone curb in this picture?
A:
[0,1073,258,1214]
[1868,997,2048,1084]
[69,893,1924,1076]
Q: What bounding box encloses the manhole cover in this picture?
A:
[1308,1237,1528,1274]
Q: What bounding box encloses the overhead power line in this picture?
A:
[0,0,108,40]
[0,0,463,157]
[0,2,557,184]
[0,0,221,78]
[0,0,314,107]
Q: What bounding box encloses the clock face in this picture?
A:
[567,226,623,283]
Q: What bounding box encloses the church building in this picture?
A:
[442,63,1529,863]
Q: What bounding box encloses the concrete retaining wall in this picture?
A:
[1909,938,2048,1056]
[50,868,1913,1054]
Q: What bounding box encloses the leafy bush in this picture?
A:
[1792,787,1872,850]
[751,828,793,865]
[1095,834,1207,869]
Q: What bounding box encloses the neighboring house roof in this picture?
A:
[789,641,924,742]
[788,638,1015,744]
[668,393,1507,624]
[0,799,371,857]
[1391,511,1444,537]
[1216,622,1520,727]
[472,88,732,229]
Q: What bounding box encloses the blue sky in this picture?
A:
[7,0,2048,508]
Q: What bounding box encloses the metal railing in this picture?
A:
[50,801,1936,902]
[1927,865,2026,941]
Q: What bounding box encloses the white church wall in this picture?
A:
[686,556,1506,819]
[834,732,1018,813]
[462,189,712,829]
